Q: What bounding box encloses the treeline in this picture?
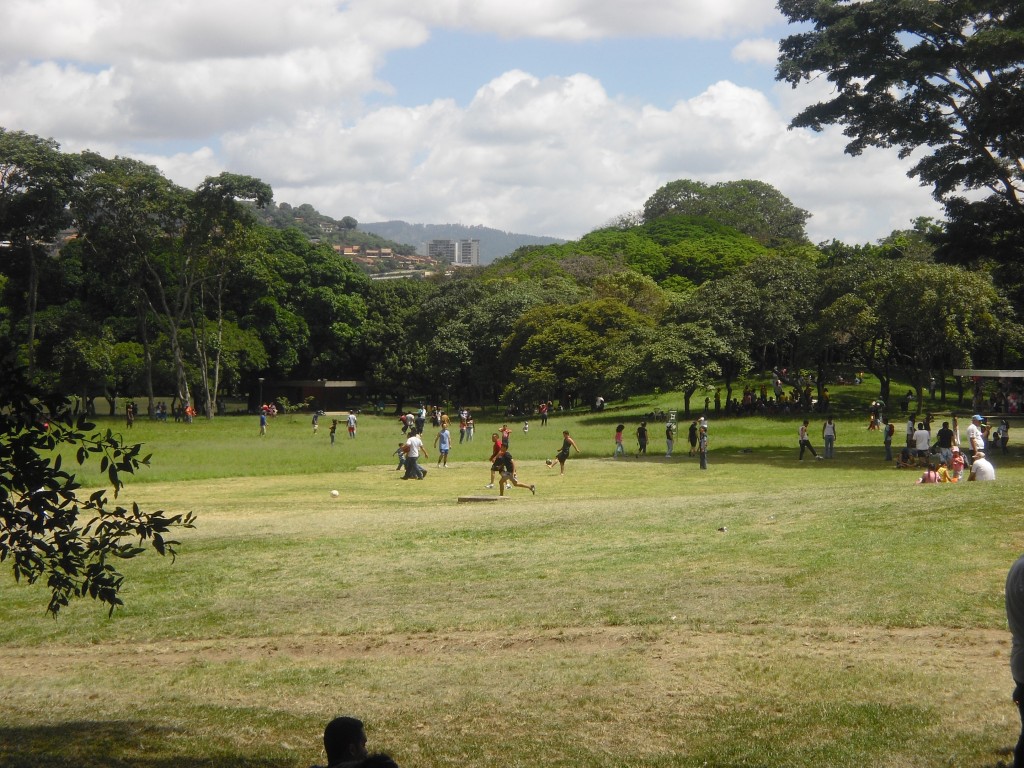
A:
[1,128,1021,417]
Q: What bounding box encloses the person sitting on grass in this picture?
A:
[916,462,940,484]
[895,446,914,469]
[937,460,957,483]
[968,450,996,481]
[496,450,536,496]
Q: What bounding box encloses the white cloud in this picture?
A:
[0,0,941,245]
[375,0,783,40]
[732,37,780,66]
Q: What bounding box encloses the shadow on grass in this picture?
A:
[0,721,288,768]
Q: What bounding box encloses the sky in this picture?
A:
[0,0,946,244]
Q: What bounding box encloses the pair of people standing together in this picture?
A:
[799,418,836,460]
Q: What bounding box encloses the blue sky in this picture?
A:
[0,0,942,243]
[377,30,786,110]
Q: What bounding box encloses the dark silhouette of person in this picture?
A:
[1007,556,1024,768]
[314,716,401,768]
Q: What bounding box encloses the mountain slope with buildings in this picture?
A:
[360,221,566,265]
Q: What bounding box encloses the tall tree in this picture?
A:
[776,0,1024,242]
[0,129,79,377]
[184,173,272,417]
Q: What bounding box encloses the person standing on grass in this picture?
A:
[547,430,580,475]
[798,419,821,460]
[822,417,837,459]
[665,419,676,457]
[697,424,708,470]
[613,424,625,458]
[402,430,427,480]
[434,423,451,467]
[883,417,894,462]
[329,418,338,446]
[688,420,698,456]
[259,409,267,437]
[912,421,931,464]
[935,421,954,465]
[636,420,648,456]
[1006,555,1024,768]
[347,410,357,438]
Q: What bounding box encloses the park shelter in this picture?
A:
[258,379,367,412]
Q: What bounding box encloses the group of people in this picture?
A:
[610,418,707,469]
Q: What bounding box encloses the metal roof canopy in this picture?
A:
[953,370,1024,378]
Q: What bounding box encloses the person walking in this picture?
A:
[697,424,708,470]
[636,421,648,457]
[613,424,625,458]
[434,423,451,467]
[402,430,428,480]
[798,419,821,460]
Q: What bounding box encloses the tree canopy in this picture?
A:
[776,0,1024,243]
[642,179,811,246]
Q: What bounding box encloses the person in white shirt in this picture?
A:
[912,422,931,462]
[967,414,987,457]
[968,450,995,481]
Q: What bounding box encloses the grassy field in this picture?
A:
[0,389,1021,768]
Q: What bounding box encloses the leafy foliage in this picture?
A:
[643,179,811,245]
[0,360,195,615]
[776,0,1024,247]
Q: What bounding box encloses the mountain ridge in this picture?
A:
[360,220,566,265]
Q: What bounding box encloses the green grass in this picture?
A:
[1,389,1021,767]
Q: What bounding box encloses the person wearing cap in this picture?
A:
[968,450,995,481]
[967,414,987,458]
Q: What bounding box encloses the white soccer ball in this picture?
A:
[330,489,340,497]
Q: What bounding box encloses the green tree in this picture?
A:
[642,179,810,245]
[776,1,1024,248]
[185,173,273,417]
[0,358,195,615]
[73,156,191,410]
[0,129,79,376]
[607,322,726,414]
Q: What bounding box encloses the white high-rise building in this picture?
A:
[429,238,480,267]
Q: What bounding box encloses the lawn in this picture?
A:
[0,390,1020,768]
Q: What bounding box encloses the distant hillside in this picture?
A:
[360,221,566,265]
